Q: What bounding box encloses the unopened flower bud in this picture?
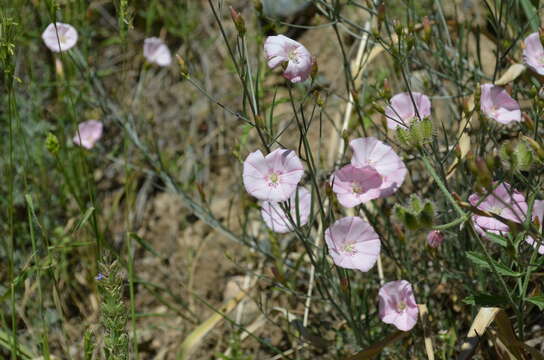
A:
[254,114,265,129]
[476,157,492,190]
[230,7,246,36]
[176,54,188,77]
[427,230,444,248]
[523,113,535,130]
[422,16,431,43]
[311,57,318,78]
[377,3,386,30]
[270,266,285,284]
[253,0,263,12]
[523,136,544,161]
[382,79,392,99]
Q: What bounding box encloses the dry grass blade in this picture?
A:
[446,95,473,180]
[345,331,408,360]
[495,64,527,86]
[177,289,247,360]
[457,307,544,360]
[418,304,435,360]
[457,307,500,360]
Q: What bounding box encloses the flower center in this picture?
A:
[342,242,357,255]
[489,206,503,215]
[352,183,364,194]
[268,172,280,186]
[59,34,67,43]
[287,49,299,63]
[396,300,407,313]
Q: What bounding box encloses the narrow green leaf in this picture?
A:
[71,206,95,234]
[520,0,539,32]
[527,296,544,310]
[484,232,508,247]
[463,293,510,307]
[129,232,161,258]
[465,251,522,277]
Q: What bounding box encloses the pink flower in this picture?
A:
[324,216,381,272]
[143,37,172,67]
[480,84,521,124]
[260,187,311,233]
[243,149,304,202]
[42,23,78,52]
[264,35,314,83]
[379,280,419,331]
[523,32,544,75]
[469,183,527,233]
[526,200,544,255]
[385,92,431,130]
[350,137,407,197]
[427,230,444,248]
[73,120,103,149]
[469,183,544,254]
[330,165,382,208]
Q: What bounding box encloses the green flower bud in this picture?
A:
[513,141,533,171]
[395,195,435,230]
[45,132,59,155]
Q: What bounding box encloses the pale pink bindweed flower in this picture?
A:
[480,84,521,124]
[243,148,304,202]
[260,186,311,233]
[324,216,381,272]
[42,23,78,52]
[330,165,382,208]
[350,137,407,197]
[469,182,527,234]
[523,32,544,75]
[527,200,544,254]
[385,92,431,130]
[143,37,172,67]
[469,183,543,254]
[73,120,103,149]
[264,35,314,83]
[379,280,419,331]
[427,230,444,248]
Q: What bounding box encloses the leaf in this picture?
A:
[520,0,539,32]
[71,206,95,234]
[484,232,508,247]
[526,296,544,310]
[465,251,522,277]
[463,293,510,307]
[129,232,161,258]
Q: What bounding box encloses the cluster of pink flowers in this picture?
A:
[331,137,407,207]
[42,22,173,149]
[243,34,420,331]
[246,34,420,332]
[469,183,544,254]
[242,141,418,331]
